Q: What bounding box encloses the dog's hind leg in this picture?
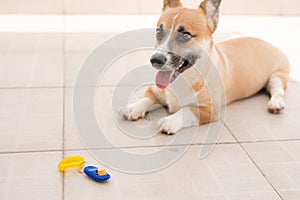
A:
[266,71,289,114]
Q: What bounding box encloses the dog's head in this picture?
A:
[151,0,222,89]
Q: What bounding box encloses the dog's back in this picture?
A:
[216,37,290,103]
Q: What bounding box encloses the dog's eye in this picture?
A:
[183,33,192,41]
[156,29,164,41]
[177,32,192,43]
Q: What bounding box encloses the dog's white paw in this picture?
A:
[268,95,286,114]
[157,115,182,135]
[157,107,199,134]
[118,102,146,121]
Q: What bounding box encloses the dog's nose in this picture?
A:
[150,53,167,68]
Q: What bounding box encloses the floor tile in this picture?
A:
[0,15,299,200]
[0,51,64,87]
[65,33,120,51]
[0,33,63,87]
[0,33,63,51]
[0,88,63,152]
[65,51,89,87]
[64,87,235,150]
[224,82,300,142]
[63,144,280,199]
[98,49,156,86]
[65,49,156,87]
[0,151,62,200]
[65,50,154,87]
[64,34,156,87]
[243,141,300,200]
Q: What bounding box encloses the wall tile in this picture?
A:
[0,0,63,14]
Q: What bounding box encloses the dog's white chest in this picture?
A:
[165,74,198,113]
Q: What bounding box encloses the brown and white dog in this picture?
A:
[119,0,290,134]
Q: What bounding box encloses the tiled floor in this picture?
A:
[0,15,300,200]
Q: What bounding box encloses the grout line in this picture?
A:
[61,13,67,200]
[234,138,300,144]
[0,143,238,155]
[222,119,300,144]
[279,0,283,16]
[63,143,239,152]
[0,149,63,155]
[1,138,299,155]
[61,137,300,151]
[0,84,195,90]
[62,0,66,15]
[222,119,240,144]
[238,143,285,200]
[224,122,284,200]
[0,79,298,90]
[205,159,231,200]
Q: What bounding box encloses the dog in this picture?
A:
[118,0,290,134]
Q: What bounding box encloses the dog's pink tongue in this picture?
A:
[155,70,175,89]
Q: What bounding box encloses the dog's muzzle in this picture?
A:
[150,53,167,69]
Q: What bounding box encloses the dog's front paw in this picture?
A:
[118,103,146,121]
[157,107,199,134]
[157,115,182,135]
[268,95,286,114]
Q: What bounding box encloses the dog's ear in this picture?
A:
[163,0,182,11]
[199,0,222,33]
